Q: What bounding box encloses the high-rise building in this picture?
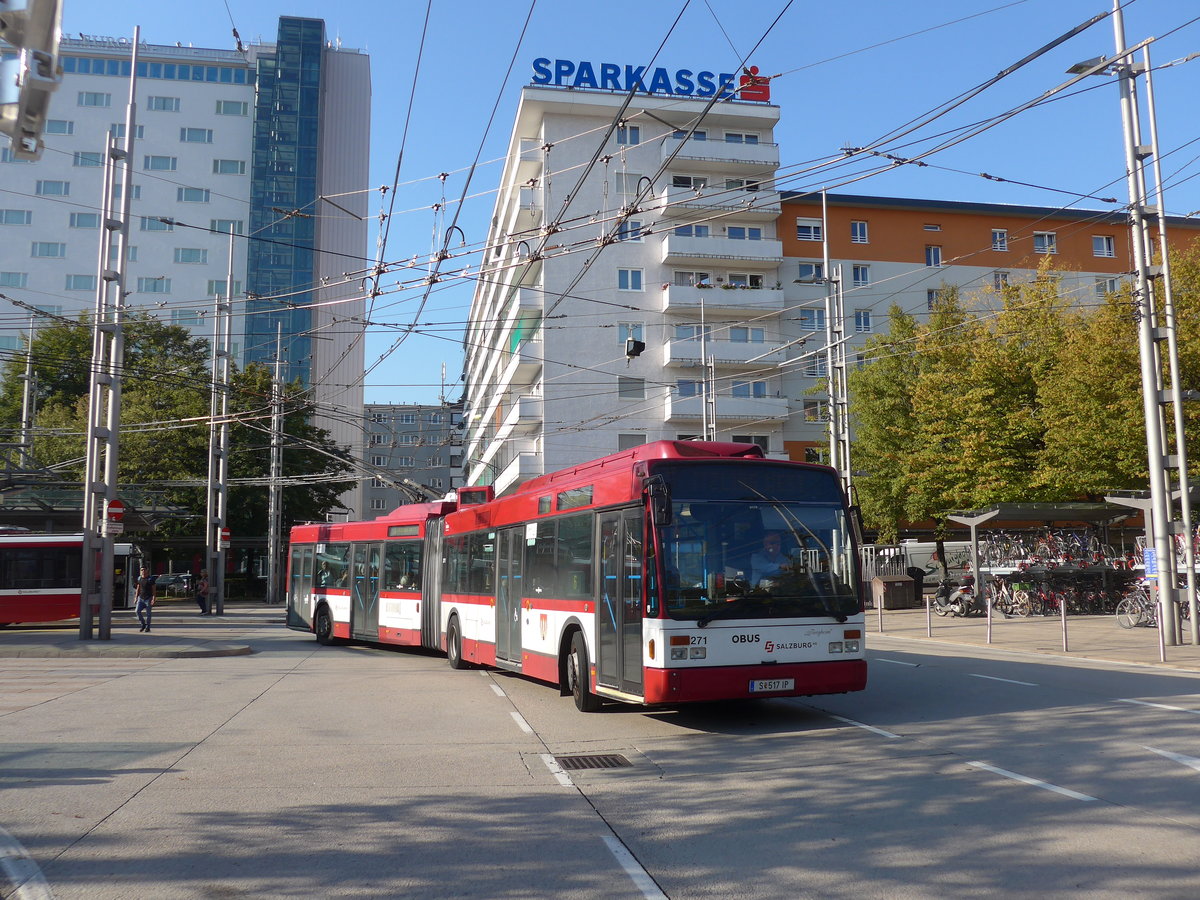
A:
[0,17,369,512]
[361,402,464,515]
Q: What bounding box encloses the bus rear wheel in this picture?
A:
[567,632,601,712]
[314,605,335,645]
[447,617,469,669]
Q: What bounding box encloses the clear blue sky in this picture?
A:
[57,0,1200,404]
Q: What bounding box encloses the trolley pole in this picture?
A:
[206,231,234,616]
[266,324,284,604]
[79,28,139,640]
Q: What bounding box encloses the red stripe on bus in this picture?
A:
[522,597,594,614]
[643,660,867,704]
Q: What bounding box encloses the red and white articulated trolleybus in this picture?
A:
[0,532,137,626]
[287,441,867,711]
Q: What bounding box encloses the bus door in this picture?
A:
[421,519,444,650]
[495,527,524,666]
[595,509,645,695]
[351,543,381,640]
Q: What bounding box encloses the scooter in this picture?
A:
[932,574,976,617]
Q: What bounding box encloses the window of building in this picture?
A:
[109,123,145,139]
[0,272,28,288]
[728,327,764,343]
[616,124,640,145]
[803,400,829,422]
[147,96,180,111]
[1093,235,1116,258]
[35,180,69,196]
[672,129,707,141]
[1,148,33,163]
[397,457,415,467]
[69,212,100,228]
[430,478,444,489]
[927,289,940,309]
[163,309,199,327]
[615,172,644,199]
[727,226,762,241]
[725,178,760,191]
[796,218,823,241]
[144,155,177,171]
[369,412,387,424]
[925,245,942,267]
[673,270,711,287]
[674,324,710,342]
[78,91,111,107]
[45,119,74,135]
[676,380,700,397]
[851,220,869,243]
[617,322,644,344]
[206,279,242,296]
[796,262,824,282]
[31,242,66,258]
[398,434,419,445]
[923,223,942,231]
[429,413,444,424]
[617,268,643,291]
[1034,231,1057,254]
[728,273,764,288]
[180,127,213,143]
[370,498,387,511]
[369,434,385,445]
[72,151,103,167]
[732,434,769,451]
[216,100,248,116]
[398,413,417,425]
[731,380,767,398]
[177,187,211,203]
[618,376,645,399]
[212,159,246,175]
[803,357,828,378]
[113,183,141,200]
[805,447,826,464]
[371,455,387,467]
[174,248,208,265]
[799,308,826,331]
[992,229,1008,251]
[210,219,244,234]
[1,209,32,225]
[993,271,1009,290]
[1095,276,1121,297]
[852,265,870,286]
[673,223,710,238]
[65,274,96,291]
[140,216,174,231]
[618,433,646,451]
[617,219,643,242]
[371,477,386,487]
[724,131,759,144]
[137,277,171,293]
[671,174,707,190]
[854,309,872,333]
[33,304,63,317]
[109,244,137,263]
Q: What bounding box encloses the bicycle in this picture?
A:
[1115,585,1156,629]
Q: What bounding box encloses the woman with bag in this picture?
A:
[195,570,210,616]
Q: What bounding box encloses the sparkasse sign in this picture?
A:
[531,58,771,102]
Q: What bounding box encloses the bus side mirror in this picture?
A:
[645,475,672,527]
[848,505,865,544]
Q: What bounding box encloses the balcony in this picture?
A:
[664,339,785,368]
[661,284,786,315]
[516,137,543,183]
[503,394,543,434]
[501,338,543,388]
[518,185,542,215]
[660,233,783,267]
[661,137,780,172]
[656,185,780,221]
[664,393,790,423]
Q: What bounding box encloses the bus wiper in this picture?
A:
[698,597,756,628]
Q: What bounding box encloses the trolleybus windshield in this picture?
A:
[652,462,859,622]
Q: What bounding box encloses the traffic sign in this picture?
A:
[106,499,125,522]
[219,527,231,550]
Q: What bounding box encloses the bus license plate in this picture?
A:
[749,678,794,693]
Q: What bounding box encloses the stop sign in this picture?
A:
[107,499,125,522]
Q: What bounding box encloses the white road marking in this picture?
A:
[1117,698,1200,715]
[968,761,1096,801]
[602,835,668,900]
[490,683,506,697]
[0,825,55,900]
[828,714,900,739]
[874,658,918,667]
[1144,746,1200,773]
[970,673,1037,687]
[510,711,533,734]
[539,753,573,787]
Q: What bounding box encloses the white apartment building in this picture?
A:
[464,81,787,494]
[0,18,369,514]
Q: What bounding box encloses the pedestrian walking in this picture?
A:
[135,567,157,632]
[195,570,210,616]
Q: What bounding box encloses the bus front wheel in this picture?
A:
[567,632,601,712]
[314,605,335,645]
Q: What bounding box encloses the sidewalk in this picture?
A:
[868,604,1200,672]
[0,602,281,658]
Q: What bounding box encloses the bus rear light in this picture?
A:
[669,635,690,646]
[671,647,687,660]
[689,646,706,659]
[843,629,862,639]
[648,639,656,660]
[844,639,860,653]
[828,641,844,653]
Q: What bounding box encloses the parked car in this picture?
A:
[154,573,192,595]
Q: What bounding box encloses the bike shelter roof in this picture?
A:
[943,502,1136,529]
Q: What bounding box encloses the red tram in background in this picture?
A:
[0,533,137,626]
[287,441,867,711]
